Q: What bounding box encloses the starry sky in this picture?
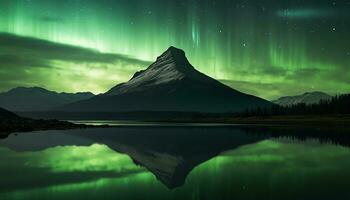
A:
[0,0,349,100]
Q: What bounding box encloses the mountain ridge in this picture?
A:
[0,87,95,112]
[273,91,332,106]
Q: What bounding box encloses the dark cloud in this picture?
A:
[0,33,151,67]
[233,66,288,77]
[285,67,350,85]
[285,68,321,79]
[0,54,51,68]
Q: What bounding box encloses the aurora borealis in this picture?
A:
[0,0,349,99]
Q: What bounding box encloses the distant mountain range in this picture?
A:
[57,46,272,113]
[0,87,94,112]
[273,92,332,106]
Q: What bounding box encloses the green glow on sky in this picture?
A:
[0,0,349,99]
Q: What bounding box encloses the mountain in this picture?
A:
[273,92,332,106]
[0,107,19,119]
[0,87,94,111]
[58,46,272,113]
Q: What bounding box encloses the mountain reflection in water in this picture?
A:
[0,125,350,200]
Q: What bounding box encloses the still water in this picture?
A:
[0,123,350,200]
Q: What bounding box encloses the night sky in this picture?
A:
[0,0,349,100]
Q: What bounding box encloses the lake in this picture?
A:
[0,123,350,200]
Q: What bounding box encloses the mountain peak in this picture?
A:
[165,46,186,55]
[105,47,201,96]
[303,91,328,96]
[273,91,332,106]
[154,46,189,67]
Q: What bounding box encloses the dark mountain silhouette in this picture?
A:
[272,91,332,106]
[58,46,272,113]
[0,87,94,112]
[0,107,19,119]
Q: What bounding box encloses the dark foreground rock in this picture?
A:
[0,118,89,138]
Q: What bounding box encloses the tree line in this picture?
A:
[241,94,350,117]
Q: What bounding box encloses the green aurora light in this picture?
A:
[0,0,349,99]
